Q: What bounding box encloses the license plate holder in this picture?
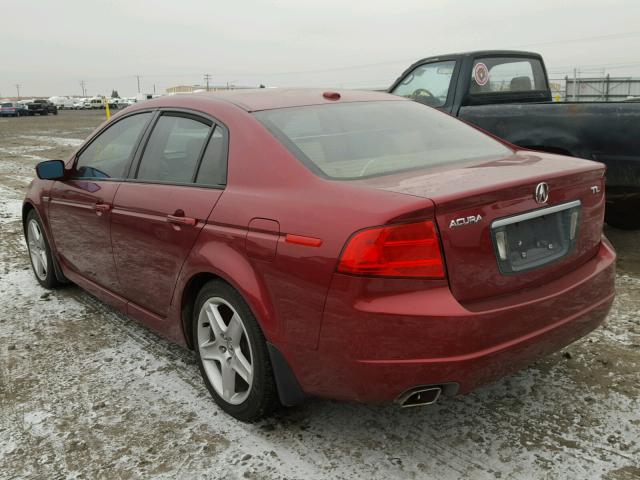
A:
[491,201,581,274]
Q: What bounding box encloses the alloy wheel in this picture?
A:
[197,297,254,405]
[27,219,48,281]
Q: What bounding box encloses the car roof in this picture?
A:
[187,88,405,112]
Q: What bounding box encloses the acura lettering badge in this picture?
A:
[534,182,549,204]
[449,214,483,228]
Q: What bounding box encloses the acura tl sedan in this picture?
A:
[23,89,616,422]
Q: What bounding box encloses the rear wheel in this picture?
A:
[606,202,640,230]
[26,210,61,289]
[193,280,278,422]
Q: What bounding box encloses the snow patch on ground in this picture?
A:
[19,135,84,147]
[0,186,23,225]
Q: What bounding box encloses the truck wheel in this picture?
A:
[606,202,640,230]
[193,280,279,422]
[53,110,58,115]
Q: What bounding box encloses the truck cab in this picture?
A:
[389,50,551,114]
[390,51,640,229]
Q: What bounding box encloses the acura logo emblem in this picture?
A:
[535,182,549,204]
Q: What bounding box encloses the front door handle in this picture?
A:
[167,214,197,226]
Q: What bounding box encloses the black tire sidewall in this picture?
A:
[26,210,59,289]
[193,280,278,422]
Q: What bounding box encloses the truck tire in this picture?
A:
[606,203,640,230]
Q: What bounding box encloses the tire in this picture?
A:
[606,203,640,230]
[193,280,279,422]
[25,210,61,289]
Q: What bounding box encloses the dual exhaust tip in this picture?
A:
[397,386,442,408]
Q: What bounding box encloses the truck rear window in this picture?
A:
[470,57,547,94]
[255,100,511,179]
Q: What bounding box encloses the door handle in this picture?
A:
[167,214,197,226]
[94,203,111,215]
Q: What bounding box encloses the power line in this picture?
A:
[204,73,212,92]
[79,80,86,97]
[15,84,21,100]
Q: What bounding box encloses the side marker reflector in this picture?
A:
[285,234,323,247]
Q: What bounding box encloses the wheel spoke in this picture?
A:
[226,314,243,346]
[39,251,47,274]
[31,251,42,275]
[221,362,236,401]
[205,304,226,338]
[231,351,252,384]
[199,338,221,361]
[29,221,39,242]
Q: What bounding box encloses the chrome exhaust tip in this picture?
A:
[397,386,442,408]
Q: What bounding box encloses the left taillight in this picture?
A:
[337,220,445,278]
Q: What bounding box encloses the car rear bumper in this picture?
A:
[286,238,616,403]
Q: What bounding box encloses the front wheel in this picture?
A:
[25,210,61,289]
[193,280,279,422]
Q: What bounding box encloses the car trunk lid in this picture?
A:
[355,151,606,303]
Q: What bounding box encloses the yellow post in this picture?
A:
[104,97,111,120]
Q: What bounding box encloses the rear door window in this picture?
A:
[469,57,547,94]
[136,114,211,184]
[391,61,456,107]
[75,112,152,179]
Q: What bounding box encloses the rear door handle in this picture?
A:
[94,203,111,215]
[167,214,197,226]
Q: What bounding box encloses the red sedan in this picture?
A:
[23,89,616,421]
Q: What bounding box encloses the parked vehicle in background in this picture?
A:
[390,50,640,229]
[86,97,104,109]
[24,89,615,422]
[27,99,58,116]
[50,96,76,110]
[0,102,27,117]
[135,93,155,103]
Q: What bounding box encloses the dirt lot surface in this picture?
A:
[1,111,639,479]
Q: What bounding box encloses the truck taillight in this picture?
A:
[337,220,445,278]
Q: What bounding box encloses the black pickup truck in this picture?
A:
[27,99,58,116]
[389,50,640,229]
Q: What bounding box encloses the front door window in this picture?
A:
[391,61,456,108]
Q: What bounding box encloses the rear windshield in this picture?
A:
[255,100,511,179]
[469,57,547,94]
[1,103,13,107]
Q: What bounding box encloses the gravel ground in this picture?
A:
[0,111,639,480]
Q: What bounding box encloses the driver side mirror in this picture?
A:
[35,160,66,180]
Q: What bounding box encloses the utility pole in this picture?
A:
[80,80,86,97]
[204,73,212,92]
[15,84,21,100]
[135,75,141,93]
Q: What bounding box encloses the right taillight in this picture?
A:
[337,220,445,278]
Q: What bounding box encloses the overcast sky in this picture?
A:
[1,0,640,98]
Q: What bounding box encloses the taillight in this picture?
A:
[337,220,445,278]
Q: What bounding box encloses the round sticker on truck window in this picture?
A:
[473,62,489,86]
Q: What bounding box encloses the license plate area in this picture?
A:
[491,201,581,274]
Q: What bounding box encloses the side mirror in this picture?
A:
[35,160,66,180]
